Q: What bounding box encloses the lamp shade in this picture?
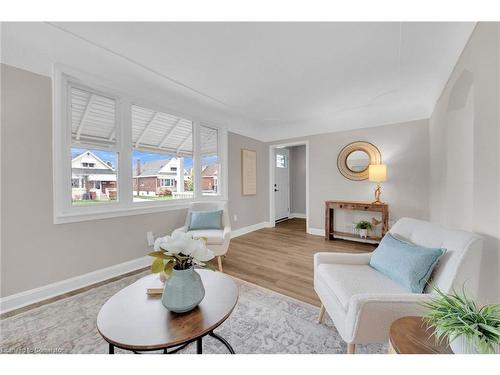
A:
[368,164,387,182]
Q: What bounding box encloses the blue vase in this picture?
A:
[161,267,205,313]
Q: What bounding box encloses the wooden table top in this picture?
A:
[97,269,239,351]
[389,316,452,354]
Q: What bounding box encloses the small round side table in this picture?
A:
[389,316,453,354]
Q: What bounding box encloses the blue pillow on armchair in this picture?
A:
[188,210,223,231]
[369,233,446,293]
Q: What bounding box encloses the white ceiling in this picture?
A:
[1,22,475,141]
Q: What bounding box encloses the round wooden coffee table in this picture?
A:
[97,269,238,354]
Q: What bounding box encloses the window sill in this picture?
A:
[54,199,219,224]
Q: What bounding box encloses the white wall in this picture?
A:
[270,119,430,232]
[429,23,500,303]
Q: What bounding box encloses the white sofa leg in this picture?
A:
[347,343,356,354]
[317,304,325,323]
[217,256,223,272]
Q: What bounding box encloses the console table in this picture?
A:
[324,200,389,242]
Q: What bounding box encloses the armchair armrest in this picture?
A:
[172,226,188,236]
[345,292,433,343]
[314,252,372,268]
[223,225,231,243]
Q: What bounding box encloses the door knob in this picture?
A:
[274,188,279,192]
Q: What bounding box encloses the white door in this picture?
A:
[274,148,290,221]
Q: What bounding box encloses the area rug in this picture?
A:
[0,271,385,354]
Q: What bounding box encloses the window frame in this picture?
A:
[53,65,228,224]
[200,123,223,197]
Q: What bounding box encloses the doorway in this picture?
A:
[274,147,290,222]
[269,141,309,231]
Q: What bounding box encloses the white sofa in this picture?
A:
[314,217,483,353]
[173,201,231,272]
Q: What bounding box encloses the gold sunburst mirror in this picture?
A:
[337,141,381,181]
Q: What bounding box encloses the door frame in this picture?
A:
[268,140,309,231]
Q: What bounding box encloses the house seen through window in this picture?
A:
[70,86,118,205]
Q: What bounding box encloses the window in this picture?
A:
[200,124,220,196]
[70,86,118,205]
[159,178,174,187]
[131,105,193,202]
[54,69,226,223]
[276,154,286,168]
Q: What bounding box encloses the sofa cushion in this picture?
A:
[317,263,407,311]
[187,229,224,245]
[369,233,446,293]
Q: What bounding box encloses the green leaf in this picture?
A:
[148,251,173,260]
[164,262,174,277]
[151,258,164,273]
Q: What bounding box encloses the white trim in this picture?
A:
[269,141,309,232]
[307,227,325,236]
[0,256,151,314]
[290,213,306,219]
[54,200,193,224]
[230,221,273,239]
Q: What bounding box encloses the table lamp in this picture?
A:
[368,164,387,204]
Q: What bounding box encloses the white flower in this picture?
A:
[153,231,214,263]
[153,237,163,251]
[191,242,214,262]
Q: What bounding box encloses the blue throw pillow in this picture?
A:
[369,233,446,293]
[189,210,223,231]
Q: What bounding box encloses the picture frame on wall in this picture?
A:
[241,149,257,196]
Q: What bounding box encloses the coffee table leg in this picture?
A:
[109,343,114,354]
[196,338,203,354]
[208,331,235,354]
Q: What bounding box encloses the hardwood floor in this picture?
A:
[222,218,375,306]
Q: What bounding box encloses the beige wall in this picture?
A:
[228,132,269,230]
[0,64,189,296]
[270,119,430,231]
[288,145,306,215]
[429,23,500,303]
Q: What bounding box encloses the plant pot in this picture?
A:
[359,229,368,238]
[161,267,205,313]
[449,334,500,354]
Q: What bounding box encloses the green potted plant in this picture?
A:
[423,287,500,354]
[354,220,372,238]
[148,232,215,313]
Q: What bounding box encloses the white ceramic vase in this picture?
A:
[359,229,368,238]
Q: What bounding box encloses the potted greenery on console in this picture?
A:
[354,220,372,238]
[148,232,215,313]
[423,287,500,354]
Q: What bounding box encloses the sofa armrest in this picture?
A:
[345,293,433,343]
[314,252,372,268]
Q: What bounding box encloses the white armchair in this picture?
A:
[314,217,483,353]
[173,201,231,272]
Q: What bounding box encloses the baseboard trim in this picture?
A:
[0,256,151,315]
[307,227,325,236]
[231,221,273,238]
[289,213,306,219]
